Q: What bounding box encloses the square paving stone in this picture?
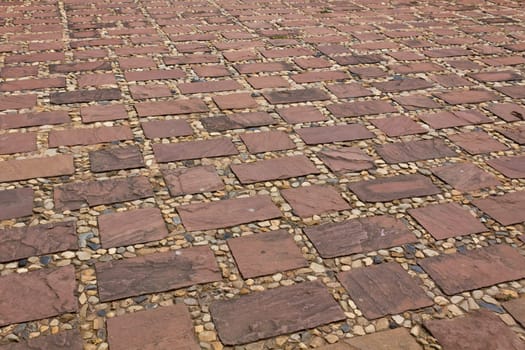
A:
[424,310,525,350]
[337,262,433,319]
[419,244,525,295]
[376,139,456,163]
[503,297,525,328]
[318,147,374,173]
[0,187,34,220]
[487,155,525,179]
[346,327,422,350]
[240,130,296,153]
[210,281,345,345]
[89,146,144,172]
[472,191,525,225]
[408,202,487,240]
[304,215,417,258]
[281,185,350,218]
[448,131,508,155]
[276,105,328,123]
[213,92,258,109]
[106,305,199,350]
[371,116,427,137]
[162,165,224,196]
[1,330,83,350]
[431,162,501,192]
[96,246,221,302]
[227,230,308,278]
[296,125,374,145]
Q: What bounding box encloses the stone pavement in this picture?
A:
[0,0,524,348]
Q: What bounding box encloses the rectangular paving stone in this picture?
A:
[420,244,525,295]
[419,110,492,129]
[297,125,374,145]
[431,162,501,191]
[349,174,441,202]
[98,208,168,248]
[276,105,327,123]
[0,188,33,221]
[0,155,74,182]
[177,195,281,231]
[469,70,523,82]
[0,265,77,327]
[231,155,319,184]
[80,104,127,123]
[212,92,258,110]
[496,85,525,99]
[0,94,37,111]
[281,185,350,218]
[0,132,37,155]
[228,230,308,279]
[487,155,525,179]
[210,281,345,345]
[497,125,525,145]
[201,112,274,132]
[49,88,121,104]
[372,78,433,93]
[1,330,83,350]
[134,98,208,117]
[124,69,185,82]
[503,297,525,328]
[178,80,242,94]
[318,147,375,173]
[263,88,329,104]
[235,61,295,74]
[485,103,525,122]
[153,138,238,162]
[107,305,200,350]
[141,119,193,139]
[393,95,441,110]
[472,191,525,225]
[240,130,295,153]
[89,146,144,172]
[0,221,77,263]
[162,165,224,196]
[376,139,456,163]
[327,100,397,117]
[0,110,70,129]
[0,77,66,92]
[96,246,220,301]
[49,126,133,147]
[304,216,417,258]
[49,61,111,73]
[434,90,500,105]
[448,131,508,155]
[337,262,433,319]
[54,176,154,211]
[371,116,427,137]
[346,328,422,350]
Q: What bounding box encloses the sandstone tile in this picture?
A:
[418,110,492,129]
[0,188,33,221]
[49,126,133,147]
[376,139,456,163]
[326,83,374,98]
[50,88,121,104]
[80,104,127,123]
[78,73,116,87]
[371,116,427,137]
[333,54,383,65]
[434,90,500,105]
[141,119,193,139]
[129,84,172,100]
[135,98,208,117]
[1,330,83,350]
[0,94,37,111]
[235,61,294,74]
[469,70,522,82]
[49,61,111,73]
[281,185,350,218]
[485,103,525,122]
[390,62,443,74]
[347,328,422,350]
[473,191,525,225]
[201,112,274,132]
[240,131,295,153]
[372,78,433,93]
[276,105,327,123]
[448,131,508,155]
[429,73,474,87]
[496,125,525,145]
[496,85,525,98]
[431,162,501,191]
[291,70,348,83]
[0,110,70,129]
[246,76,290,89]
[263,88,329,104]
[297,125,374,145]
[178,80,242,94]
[193,64,230,77]
[213,92,258,109]
[124,69,185,82]
[89,146,144,172]
[0,155,74,182]
[503,297,525,328]
[318,147,374,173]
[393,95,441,110]
[0,77,66,92]
[153,138,238,162]
[487,155,525,178]
[0,132,37,155]
[162,166,224,196]
[327,100,396,117]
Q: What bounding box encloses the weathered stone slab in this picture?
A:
[281,185,350,218]
[472,191,525,225]
[49,126,133,147]
[375,139,456,163]
[0,330,83,350]
[240,131,295,153]
[318,147,374,173]
[448,131,508,155]
[0,188,33,221]
[135,98,208,116]
[487,155,525,179]
[503,297,525,328]
[431,162,501,191]
[153,138,238,162]
[201,112,274,132]
[297,125,374,145]
[50,88,121,104]
[141,119,193,139]
[0,155,75,182]
[263,88,330,104]
[162,166,224,196]
[327,100,396,117]
[89,146,144,172]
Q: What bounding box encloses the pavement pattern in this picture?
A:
[0,0,524,349]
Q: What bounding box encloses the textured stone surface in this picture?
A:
[201,112,274,132]
[135,98,208,116]
[141,119,193,139]
[153,138,238,162]
[487,155,525,178]
[89,146,144,172]
[0,132,37,155]
[318,147,374,173]
[162,166,224,196]
[0,330,83,350]
[263,88,330,104]
[240,131,295,153]
[49,126,133,147]
[327,100,396,117]
[0,155,74,182]
[376,139,456,163]
[448,131,508,155]
[371,116,427,137]
[472,191,525,225]
[503,297,525,328]
[296,125,374,145]
[276,106,327,123]
[281,185,350,218]
[50,88,121,104]
[431,162,501,191]
[0,188,33,220]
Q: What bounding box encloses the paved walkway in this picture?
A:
[0,0,525,349]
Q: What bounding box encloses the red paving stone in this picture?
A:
[472,191,525,226]
[0,188,34,221]
[431,162,502,192]
[318,147,374,173]
[89,146,144,173]
[281,185,350,218]
[448,131,508,155]
[376,139,456,163]
[162,166,224,196]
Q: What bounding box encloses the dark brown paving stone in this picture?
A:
[1,330,83,350]
[496,125,525,145]
[0,188,33,221]
[49,126,133,147]
[376,139,456,163]
[96,246,220,302]
[469,70,523,82]
[263,88,330,104]
[276,105,327,123]
[106,305,199,350]
[349,174,441,202]
[98,208,168,248]
[434,90,500,105]
[424,310,525,350]
[408,202,486,240]
[0,265,77,327]
[448,131,508,155]
[431,162,501,191]
[337,262,433,319]
[485,103,525,122]
[419,110,492,129]
[0,221,77,263]
[80,104,127,123]
[240,130,295,153]
[153,138,238,162]
[420,244,525,295]
[281,185,350,218]
[486,155,525,179]
[210,280,345,345]
[496,85,525,99]
[49,88,121,104]
[0,110,70,129]
[296,125,374,145]
[0,132,37,155]
[346,328,422,350]
[473,191,525,225]
[162,166,224,196]
[201,112,274,132]
[54,176,154,211]
[135,98,208,117]
[327,100,397,117]
[89,146,144,172]
[304,216,416,258]
[228,230,307,278]
[371,116,427,137]
[231,155,319,184]
[393,95,441,110]
[177,195,281,231]
[49,61,111,73]
[318,147,374,173]
[503,297,525,328]
[141,119,193,139]
[372,78,433,93]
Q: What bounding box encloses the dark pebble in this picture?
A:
[478,300,505,313]
[18,259,28,268]
[39,256,51,265]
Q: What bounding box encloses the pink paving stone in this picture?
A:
[448,131,508,155]
[49,126,133,147]
[276,105,327,123]
[0,265,77,327]
[246,76,290,89]
[281,185,350,218]
[49,61,111,73]
[193,64,231,77]
[78,73,117,87]
[263,88,330,104]
[141,119,193,139]
[135,98,208,116]
[504,297,525,328]
[393,94,441,110]
[178,80,242,94]
[337,262,433,319]
[162,165,224,196]
[496,125,525,145]
[0,77,66,92]
[419,244,525,295]
[371,116,427,137]
[408,202,487,240]
[487,155,525,179]
[291,70,348,83]
[118,57,156,70]
[0,110,70,129]
[472,191,525,226]
[1,330,83,350]
[375,139,456,163]
[0,94,37,111]
[212,92,258,109]
[124,69,186,82]
[0,66,38,79]
[481,56,525,66]
[164,54,219,65]
[372,77,434,93]
[153,138,238,162]
[0,132,37,155]
[468,70,523,82]
[390,62,444,74]
[418,110,492,129]
[107,305,200,350]
[434,89,501,105]
[297,124,374,145]
[327,100,397,117]
[177,195,282,231]
[495,85,525,99]
[0,155,75,182]
[429,73,474,87]
[80,104,128,123]
[431,162,501,192]
[240,130,295,153]
[129,84,172,99]
[235,61,295,74]
[318,147,374,173]
[294,57,333,69]
[0,188,34,221]
[201,112,275,132]
[326,83,374,98]
[485,103,525,122]
[227,230,308,278]
[89,146,144,173]
[96,246,221,301]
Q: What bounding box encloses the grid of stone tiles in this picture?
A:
[0,0,524,349]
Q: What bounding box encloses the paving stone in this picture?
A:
[210,281,345,345]
[418,110,492,129]
[228,230,307,278]
[448,131,508,155]
[135,98,208,117]
[50,88,121,104]
[337,262,433,319]
[177,195,281,231]
[485,103,525,122]
[371,116,427,137]
[431,162,501,192]
[424,310,525,350]
[496,125,525,144]
[124,69,185,82]
[0,110,70,129]
[318,147,374,173]
[129,84,172,99]
[326,83,374,98]
[434,90,500,105]
[213,92,258,109]
[376,139,456,163]
[304,216,416,258]
[297,125,374,145]
[0,94,37,111]
[469,70,523,82]
[201,112,274,132]
[246,76,290,89]
[240,130,295,153]
[0,265,77,327]
[0,132,37,155]
[472,191,525,225]
[496,85,525,98]
[106,305,199,350]
[98,208,168,248]
[0,155,74,183]
[54,176,153,211]
[235,61,295,74]
[0,221,77,263]
[0,77,66,92]
[503,297,525,328]
[420,244,525,295]
[263,88,330,104]
[178,80,242,94]
[0,330,83,350]
[80,104,128,123]
[0,188,33,221]
[276,105,327,123]
[291,70,348,83]
[96,246,220,301]
[49,61,111,73]
[281,185,350,218]
[78,73,116,87]
[349,174,440,202]
[393,95,441,110]
[429,73,474,87]
[49,126,133,147]
[346,328,422,350]
[408,202,486,240]
[162,165,224,196]
[153,138,238,162]
[487,155,525,179]
[141,119,193,139]
[372,78,433,93]
[327,100,397,117]
[89,146,144,173]
[232,155,319,184]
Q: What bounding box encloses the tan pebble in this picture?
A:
[352,325,366,336]
[199,331,217,342]
[275,336,288,346]
[434,296,448,306]
[376,318,390,331]
[211,342,223,350]
[325,334,339,344]
[499,313,516,326]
